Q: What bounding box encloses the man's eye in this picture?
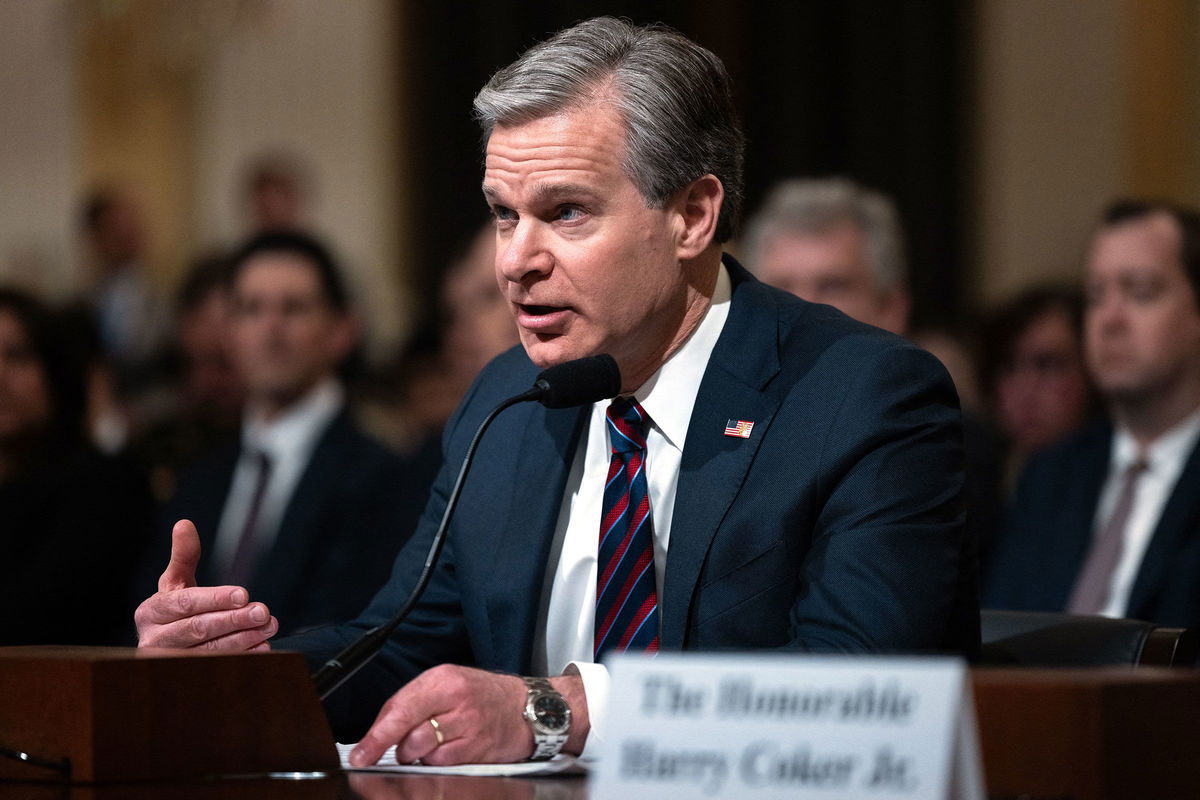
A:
[557,206,585,222]
[491,206,516,224]
[1129,282,1162,303]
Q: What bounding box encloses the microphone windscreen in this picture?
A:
[533,354,622,408]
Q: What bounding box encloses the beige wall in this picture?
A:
[0,0,407,358]
[972,0,1200,307]
[193,0,408,357]
[0,1,79,298]
[972,0,1126,304]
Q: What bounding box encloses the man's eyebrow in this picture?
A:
[480,182,600,206]
[530,183,599,204]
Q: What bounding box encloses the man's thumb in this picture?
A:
[158,519,201,592]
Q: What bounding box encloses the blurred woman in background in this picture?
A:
[0,287,153,645]
[981,285,1099,491]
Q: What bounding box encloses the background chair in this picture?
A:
[979,609,1197,667]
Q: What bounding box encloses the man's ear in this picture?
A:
[673,174,724,261]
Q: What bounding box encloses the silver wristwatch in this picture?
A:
[522,676,571,760]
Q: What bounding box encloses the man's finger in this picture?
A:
[138,600,271,648]
[350,687,439,767]
[138,586,250,626]
[195,616,279,652]
[158,520,202,592]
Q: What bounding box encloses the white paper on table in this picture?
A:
[336,743,586,777]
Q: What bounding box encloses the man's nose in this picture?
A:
[497,220,553,285]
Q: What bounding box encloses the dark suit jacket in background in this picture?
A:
[1,445,154,646]
[153,411,436,633]
[283,259,977,741]
[984,419,1200,628]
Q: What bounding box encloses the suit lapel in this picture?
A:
[661,261,782,649]
[486,404,588,670]
[1127,436,1200,615]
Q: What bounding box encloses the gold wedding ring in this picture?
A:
[427,717,445,747]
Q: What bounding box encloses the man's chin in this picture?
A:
[520,333,595,369]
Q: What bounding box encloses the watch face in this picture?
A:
[533,695,570,732]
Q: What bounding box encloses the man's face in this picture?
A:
[1084,213,1200,403]
[229,253,352,409]
[756,222,908,334]
[483,104,693,389]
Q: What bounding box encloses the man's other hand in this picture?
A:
[349,665,590,766]
[134,519,278,650]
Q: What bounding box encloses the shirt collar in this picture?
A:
[627,261,732,451]
[1113,404,1200,474]
[243,377,344,459]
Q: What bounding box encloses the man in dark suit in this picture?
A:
[150,231,429,633]
[985,200,1200,628]
[135,18,972,765]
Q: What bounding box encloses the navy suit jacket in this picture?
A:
[984,419,1200,628]
[155,410,433,633]
[284,260,977,740]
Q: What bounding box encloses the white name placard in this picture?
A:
[593,654,983,800]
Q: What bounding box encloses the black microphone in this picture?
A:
[311,353,621,699]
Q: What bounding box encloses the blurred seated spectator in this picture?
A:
[242,151,313,235]
[0,287,154,645]
[985,200,1200,629]
[744,176,1001,554]
[127,253,246,502]
[981,284,1097,489]
[144,231,434,634]
[78,186,170,407]
[358,221,518,453]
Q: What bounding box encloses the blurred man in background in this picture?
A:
[745,176,1001,554]
[744,177,910,335]
[151,230,431,633]
[987,200,1200,628]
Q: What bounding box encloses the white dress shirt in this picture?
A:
[1095,406,1200,618]
[212,378,345,578]
[532,264,732,757]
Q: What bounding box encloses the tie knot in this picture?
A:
[606,397,650,454]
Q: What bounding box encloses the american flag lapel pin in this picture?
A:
[724,419,754,438]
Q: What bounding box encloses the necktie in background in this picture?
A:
[1067,458,1149,615]
[595,397,660,660]
[225,449,273,587]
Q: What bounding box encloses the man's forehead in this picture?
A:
[235,254,322,295]
[1089,215,1183,273]
[483,108,625,176]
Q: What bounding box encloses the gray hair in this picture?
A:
[473,17,745,243]
[744,178,909,291]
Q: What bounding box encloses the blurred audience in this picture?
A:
[78,186,170,403]
[242,151,314,235]
[127,253,246,502]
[744,177,909,334]
[981,284,1097,489]
[744,177,1002,554]
[145,231,434,634]
[0,287,154,645]
[986,200,1200,628]
[359,221,518,453]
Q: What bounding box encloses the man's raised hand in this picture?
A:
[134,519,278,651]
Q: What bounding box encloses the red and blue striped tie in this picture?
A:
[595,397,659,660]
